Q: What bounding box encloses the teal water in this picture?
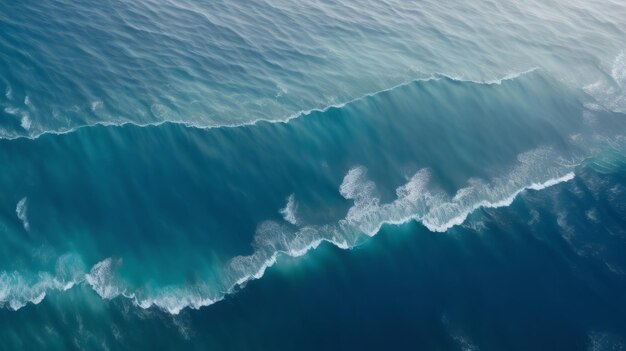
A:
[1,0,626,349]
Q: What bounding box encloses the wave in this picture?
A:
[80,147,585,315]
[219,147,580,309]
[0,148,580,315]
[0,66,624,315]
[0,68,539,142]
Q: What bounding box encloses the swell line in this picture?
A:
[0,68,539,142]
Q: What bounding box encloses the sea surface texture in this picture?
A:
[1,0,626,349]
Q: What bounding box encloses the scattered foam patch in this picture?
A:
[4,107,19,115]
[613,52,626,89]
[442,315,480,351]
[15,197,29,231]
[91,100,103,112]
[584,51,626,113]
[279,194,298,225]
[20,114,31,130]
[151,104,180,122]
[587,331,625,351]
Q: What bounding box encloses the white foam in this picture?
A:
[91,100,103,112]
[132,287,218,315]
[584,51,626,113]
[612,52,626,88]
[221,147,579,308]
[85,258,124,300]
[15,197,29,231]
[20,114,32,130]
[448,67,539,86]
[0,254,86,310]
[339,167,380,232]
[527,172,575,190]
[86,258,223,315]
[4,107,19,115]
[279,194,298,225]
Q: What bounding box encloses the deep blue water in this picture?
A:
[1,0,626,350]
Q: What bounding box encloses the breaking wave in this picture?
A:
[0,149,580,314]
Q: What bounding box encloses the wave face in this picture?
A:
[1,0,626,349]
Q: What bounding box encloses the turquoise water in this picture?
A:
[1,0,626,349]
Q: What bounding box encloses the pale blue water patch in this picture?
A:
[0,0,625,137]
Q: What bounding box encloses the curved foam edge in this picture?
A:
[0,68,540,142]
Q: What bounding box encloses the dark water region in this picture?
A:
[1,158,625,350]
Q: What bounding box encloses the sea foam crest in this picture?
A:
[85,258,219,314]
[133,286,218,315]
[223,147,578,305]
[0,254,85,310]
[339,166,380,232]
[85,258,125,300]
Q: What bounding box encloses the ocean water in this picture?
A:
[1,0,626,349]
